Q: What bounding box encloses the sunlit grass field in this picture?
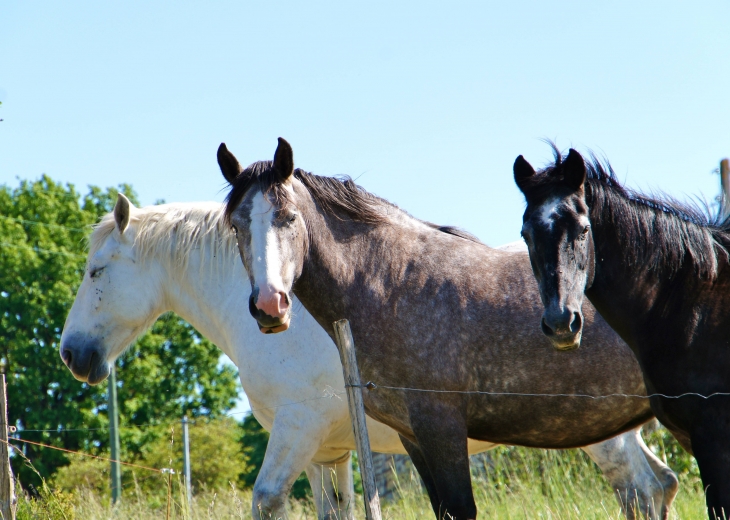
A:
[17,445,708,520]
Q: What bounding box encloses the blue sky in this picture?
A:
[2,1,730,413]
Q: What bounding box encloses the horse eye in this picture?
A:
[289,215,297,223]
[90,267,105,279]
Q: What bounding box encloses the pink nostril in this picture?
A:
[255,291,290,319]
[279,292,290,311]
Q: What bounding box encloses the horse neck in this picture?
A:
[586,187,714,348]
[296,205,424,330]
[155,240,246,363]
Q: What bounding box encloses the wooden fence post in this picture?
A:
[721,158,730,221]
[332,319,382,520]
[0,374,16,520]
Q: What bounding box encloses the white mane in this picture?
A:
[89,201,239,272]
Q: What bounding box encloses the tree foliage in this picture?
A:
[0,175,240,488]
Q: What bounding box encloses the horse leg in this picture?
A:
[635,426,678,520]
[690,426,730,520]
[581,428,663,520]
[305,451,354,520]
[399,434,442,516]
[252,410,331,520]
[407,398,476,520]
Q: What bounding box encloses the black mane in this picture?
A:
[224,160,387,224]
[529,145,730,280]
[224,161,478,244]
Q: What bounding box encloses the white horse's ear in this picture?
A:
[114,193,132,235]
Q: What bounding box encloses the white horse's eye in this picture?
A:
[90,267,105,279]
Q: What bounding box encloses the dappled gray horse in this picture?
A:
[219,138,678,520]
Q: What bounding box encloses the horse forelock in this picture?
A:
[526,145,730,281]
[89,202,239,273]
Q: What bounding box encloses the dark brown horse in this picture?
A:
[514,147,730,519]
[220,138,677,520]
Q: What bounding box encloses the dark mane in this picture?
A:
[526,144,730,280]
[224,160,484,244]
[224,160,388,224]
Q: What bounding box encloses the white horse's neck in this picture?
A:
[125,204,249,364]
[159,252,248,364]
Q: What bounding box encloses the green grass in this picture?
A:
[16,446,709,519]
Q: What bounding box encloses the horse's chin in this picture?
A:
[549,333,582,352]
[259,319,291,334]
[86,362,112,386]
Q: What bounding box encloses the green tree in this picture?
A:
[141,417,246,494]
[0,175,240,488]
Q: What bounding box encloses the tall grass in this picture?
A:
[16,446,708,519]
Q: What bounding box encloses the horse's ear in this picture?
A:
[114,193,132,235]
[217,143,243,185]
[273,137,294,183]
[563,149,586,191]
[513,155,537,193]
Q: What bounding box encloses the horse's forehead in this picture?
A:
[533,194,589,230]
[250,191,276,221]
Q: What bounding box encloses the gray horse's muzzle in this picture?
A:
[248,288,291,334]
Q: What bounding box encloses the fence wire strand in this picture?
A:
[15,381,730,437]
[349,383,730,400]
[0,437,161,473]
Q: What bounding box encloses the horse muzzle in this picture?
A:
[249,290,292,334]
[541,308,583,351]
[59,334,112,385]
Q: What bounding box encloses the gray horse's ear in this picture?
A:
[563,149,586,191]
[273,137,294,182]
[218,143,243,185]
[114,193,131,235]
[513,155,536,193]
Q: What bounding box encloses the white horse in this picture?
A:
[60,196,677,520]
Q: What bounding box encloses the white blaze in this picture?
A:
[249,191,285,292]
[539,197,561,229]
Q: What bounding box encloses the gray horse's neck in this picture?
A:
[294,184,495,338]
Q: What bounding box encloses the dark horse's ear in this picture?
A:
[273,137,294,183]
[563,149,586,191]
[217,143,243,185]
[513,155,537,193]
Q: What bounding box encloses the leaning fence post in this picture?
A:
[0,374,16,520]
[332,319,382,520]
